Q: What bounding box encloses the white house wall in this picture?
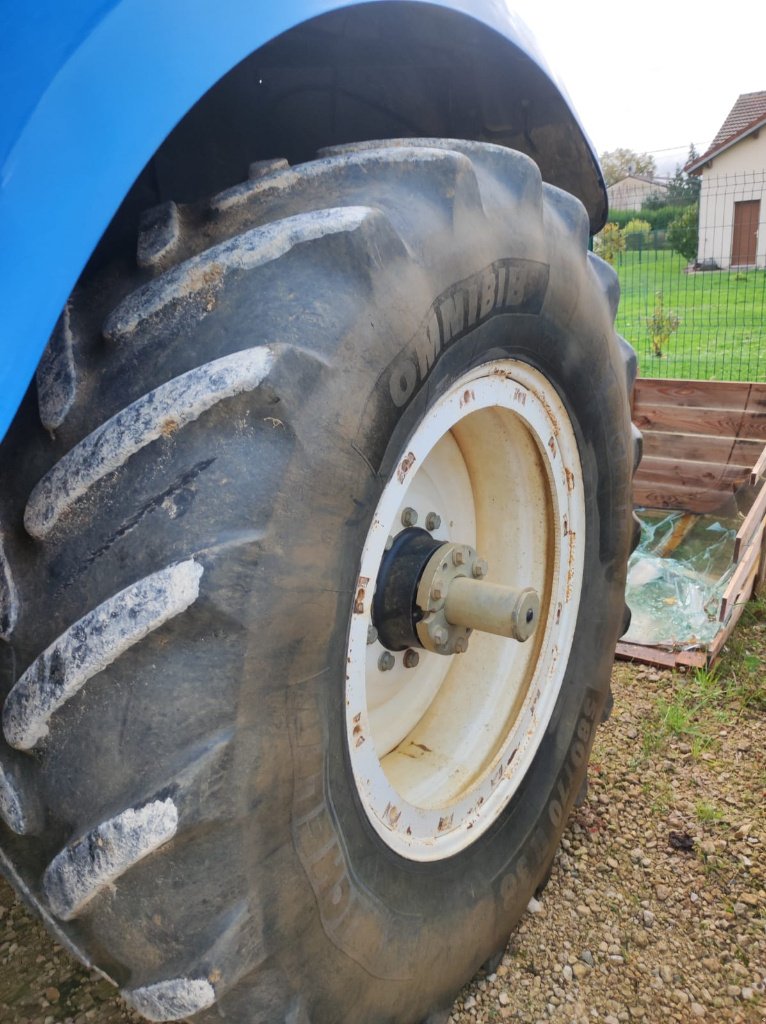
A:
[607,177,667,212]
[697,132,766,269]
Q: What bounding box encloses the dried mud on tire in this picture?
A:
[1,651,763,1023]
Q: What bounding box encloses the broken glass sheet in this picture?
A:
[623,510,739,650]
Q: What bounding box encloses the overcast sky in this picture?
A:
[510,0,766,175]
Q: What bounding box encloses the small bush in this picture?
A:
[646,291,680,357]
[624,218,652,242]
[594,222,625,265]
[667,203,699,263]
[623,218,652,251]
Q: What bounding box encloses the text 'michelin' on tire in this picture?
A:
[0,139,637,1023]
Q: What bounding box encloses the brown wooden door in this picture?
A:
[731,199,760,266]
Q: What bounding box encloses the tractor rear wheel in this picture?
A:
[0,140,638,1023]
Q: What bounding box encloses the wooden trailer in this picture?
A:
[616,378,766,669]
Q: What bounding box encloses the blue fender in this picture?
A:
[0,0,605,442]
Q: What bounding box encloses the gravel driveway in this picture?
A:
[0,616,763,1024]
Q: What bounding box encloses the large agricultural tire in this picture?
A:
[0,140,639,1023]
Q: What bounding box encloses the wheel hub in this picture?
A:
[371,528,441,651]
[372,530,540,656]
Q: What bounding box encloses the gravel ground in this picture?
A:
[0,616,763,1024]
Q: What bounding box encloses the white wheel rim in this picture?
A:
[346,360,585,860]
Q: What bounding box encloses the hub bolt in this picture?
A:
[367,625,378,645]
[403,649,420,668]
[378,651,395,672]
[472,558,489,579]
[430,624,448,647]
[425,512,441,531]
[401,507,419,528]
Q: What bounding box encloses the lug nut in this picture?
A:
[430,581,444,600]
[367,625,378,645]
[401,507,418,528]
[472,558,488,579]
[403,649,420,668]
[425,512,441,531]
[378,651,395,672]
[452,547,466,567]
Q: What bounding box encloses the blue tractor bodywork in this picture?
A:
[0,0,606,443]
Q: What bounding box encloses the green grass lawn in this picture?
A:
[613,250,766,381]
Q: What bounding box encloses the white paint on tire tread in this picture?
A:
[43,798,179,921]
[103,206,374,342]
[124,977,216,1022]
[211,145,477,213]
[0,761,30,835]
[0,533,19,640]
[24,347,274,538]
[2,559,203,750]
[248,157,289,180]
[137,201,181,269]
[36,306,77,431]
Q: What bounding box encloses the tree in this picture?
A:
[667,203,699,263]
[600,148,657,187]
[641,191,672,211]
[666,144,701,206]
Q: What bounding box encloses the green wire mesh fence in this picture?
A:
[596,170,766,381]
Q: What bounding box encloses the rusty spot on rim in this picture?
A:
[354,577,369,614]
[396,451,416,484]
[384,803,401,827]
[566,532,576,601]
[535,389,560,435]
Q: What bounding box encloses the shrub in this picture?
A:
[594,222,625,266]
[646,292,680,357]
[609,205,686,231]
[624,218,652,242]
[623,218,652,250]
[644,205,685,230]
[667,203,699,263]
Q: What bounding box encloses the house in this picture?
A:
[686,91,766,269]
[606,175,668,212]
